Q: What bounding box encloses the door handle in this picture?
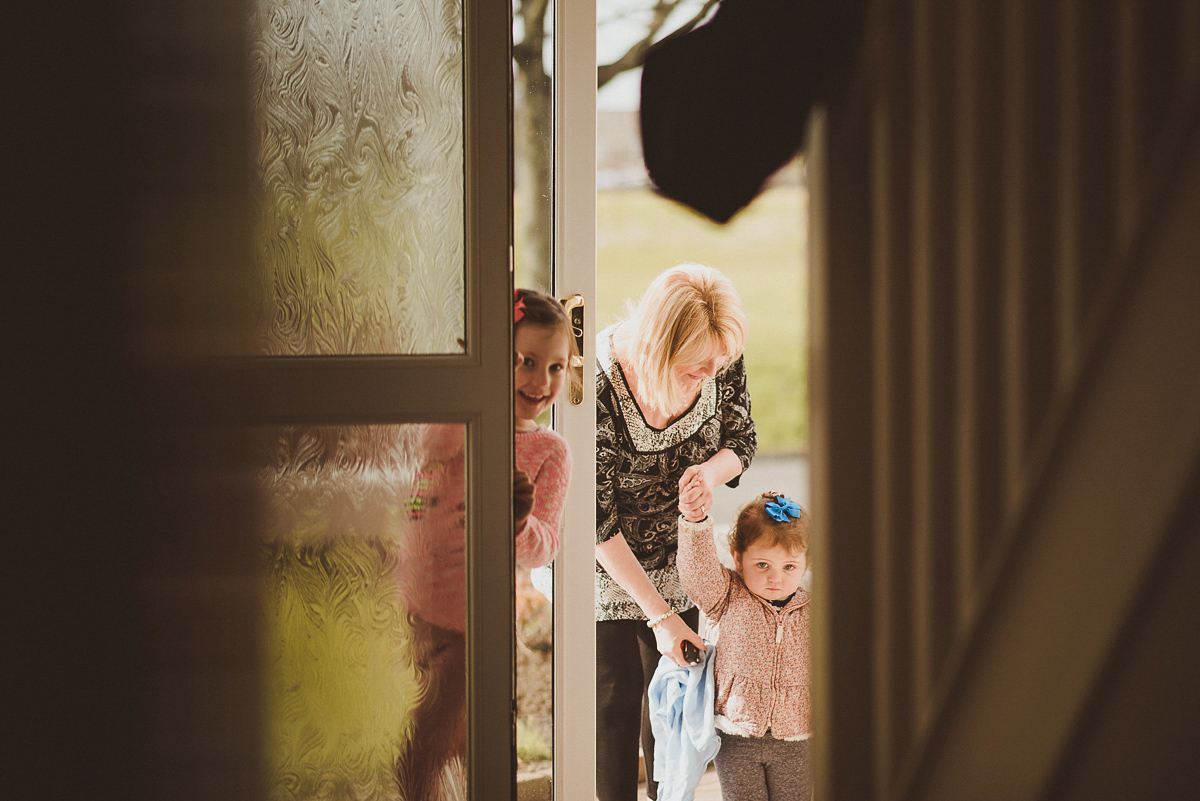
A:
[560,294,585,405]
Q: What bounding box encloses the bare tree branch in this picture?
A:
[650,0,721,47]
[511,0,719,287]
[597,0,680,88]
[596,0,719,88]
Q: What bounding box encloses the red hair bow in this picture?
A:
[513,290,526,324]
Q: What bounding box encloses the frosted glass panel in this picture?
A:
[252,0,465,355]
[263,424,467,801]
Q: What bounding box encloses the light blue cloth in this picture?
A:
[648,641,720,801]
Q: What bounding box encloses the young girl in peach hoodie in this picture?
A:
[677,491,812,801]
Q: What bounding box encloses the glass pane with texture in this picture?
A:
[251,0,465,355]
[263,423,467,801]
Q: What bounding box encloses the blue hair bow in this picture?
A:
[764,495,803,522]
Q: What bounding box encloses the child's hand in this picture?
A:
[514,469,534,532]
[678,493,706,522]
[678,464,713,521]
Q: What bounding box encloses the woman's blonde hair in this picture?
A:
[620,263,747,415]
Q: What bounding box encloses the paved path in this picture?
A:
[705,453,810,572]
[709,452,810,531]
[637,766,722,801]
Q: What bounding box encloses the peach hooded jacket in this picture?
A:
[677,515,811,740]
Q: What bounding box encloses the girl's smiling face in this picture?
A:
[733,540,808,602]
[514,323,570,425]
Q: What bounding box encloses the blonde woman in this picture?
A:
[595,263,757,801]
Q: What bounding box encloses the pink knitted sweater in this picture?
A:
[400,424,571,632]
[515,426,572,568]
[677,515,812,740]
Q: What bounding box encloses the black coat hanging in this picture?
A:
[639,0,867,224]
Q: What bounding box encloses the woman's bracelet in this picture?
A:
[646,608,678,629]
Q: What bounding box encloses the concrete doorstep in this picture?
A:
[518,752,721,801]
[514,751,643,801]
[516,767,552,801]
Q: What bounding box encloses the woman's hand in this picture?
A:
[652,613,706,668]
[595,536,705,667]
[678,464,714,521]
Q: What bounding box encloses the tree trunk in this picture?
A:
[514,0,553,292]
[514,59,553,292]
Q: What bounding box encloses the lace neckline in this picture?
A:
[598,325,717,449]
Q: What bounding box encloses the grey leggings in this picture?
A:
[714,731,811,801]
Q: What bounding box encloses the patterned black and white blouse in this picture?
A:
[595,325,757,621]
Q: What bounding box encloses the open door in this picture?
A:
[244,2,517,799]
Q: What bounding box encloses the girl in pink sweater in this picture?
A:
[396,289,573,801]
[677,491,812,801]
[512,288,574,565]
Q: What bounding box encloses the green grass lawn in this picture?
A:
[597,184,809,454]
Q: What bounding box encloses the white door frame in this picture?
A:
[552,0,598,797]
